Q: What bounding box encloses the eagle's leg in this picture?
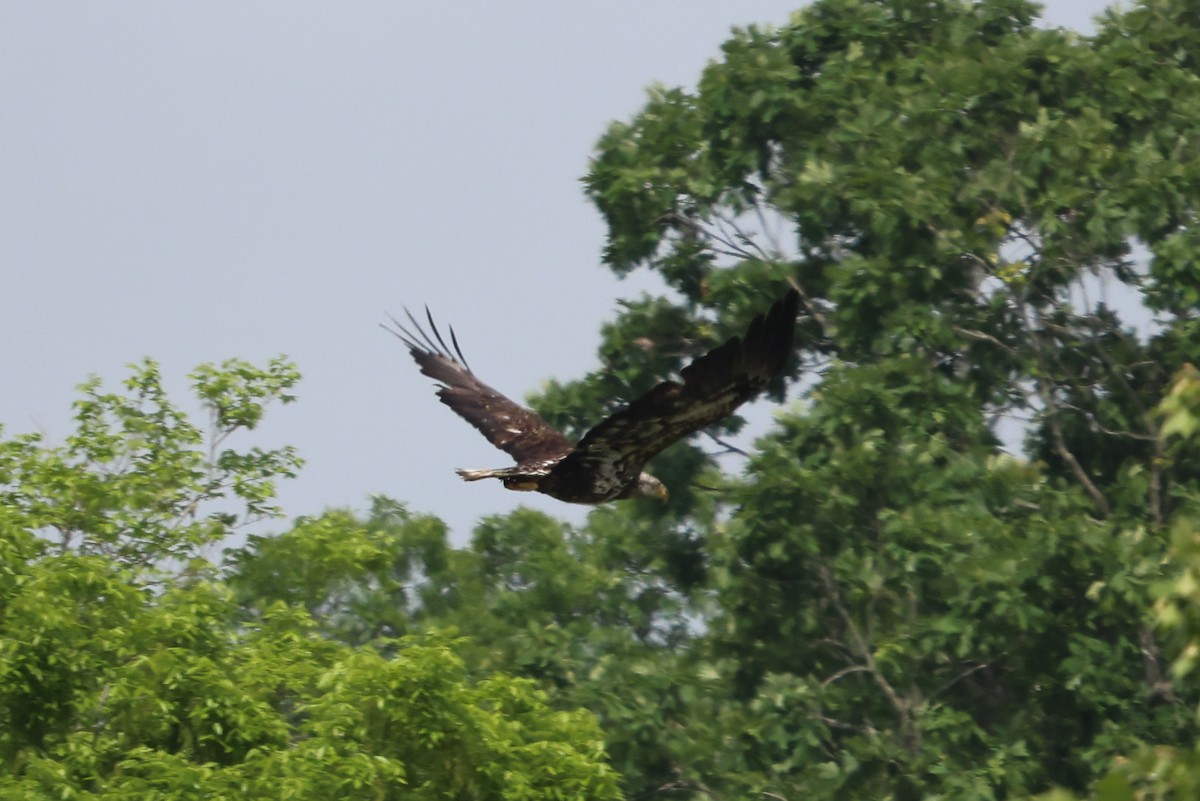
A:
[455,467,540,491]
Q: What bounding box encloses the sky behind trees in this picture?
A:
[1,1,1114,539]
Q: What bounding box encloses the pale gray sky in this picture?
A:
[1,1,1117,541]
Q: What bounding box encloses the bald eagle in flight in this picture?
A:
[386,289,798,504]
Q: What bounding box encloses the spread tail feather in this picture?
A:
[456,468,506,482]
[456,467,540,492]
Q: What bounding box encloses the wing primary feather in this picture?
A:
[448,325,472,373]
[405,307,447,356]
[557,289,799,489]
[383,309,470,373]
[380,313,424,353]
[424,306,457,360]
[386,304,576,465]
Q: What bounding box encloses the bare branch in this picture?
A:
[1018,302,1113,516]
[784,275,830,333]
[815,561,919,752]
[812,712,879,737]
[953,326,1018,356]
[928,660,998,702]
[821,665,873,687]
[1140,626,1179,703]
[704,430,750,457]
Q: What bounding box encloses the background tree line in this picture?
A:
[4,0,1200,798]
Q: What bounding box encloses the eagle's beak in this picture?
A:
[656,485,669,502]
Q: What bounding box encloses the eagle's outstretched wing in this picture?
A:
[553,289,799,486]
[383,308,574,465]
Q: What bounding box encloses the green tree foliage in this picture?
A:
[531,0,1200,797]
[1036,368,1200,801]
[0,362,618,800]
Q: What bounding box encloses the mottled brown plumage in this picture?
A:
[385,290,798,504]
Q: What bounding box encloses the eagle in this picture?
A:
[385,289,798,504]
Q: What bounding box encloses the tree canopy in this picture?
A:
[5,1,1200,799]
[0,362,618,800]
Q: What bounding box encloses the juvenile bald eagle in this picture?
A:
[385,290,798,504]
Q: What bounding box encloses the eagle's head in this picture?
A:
[631,472,669,502]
